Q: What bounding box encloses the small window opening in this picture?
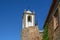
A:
[28,16,32,22]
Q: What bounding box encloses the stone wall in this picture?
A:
[39,32,43,40]
[53,2,60,40]
[48,17,54,40]
[22,26,41,40]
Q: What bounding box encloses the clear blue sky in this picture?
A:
[0,0,52,40]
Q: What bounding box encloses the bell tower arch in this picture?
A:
[22,9,35,28]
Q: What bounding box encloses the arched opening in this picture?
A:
[28,16,32,22]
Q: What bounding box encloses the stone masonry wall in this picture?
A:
[22,26,40,40]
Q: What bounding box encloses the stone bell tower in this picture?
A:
[22,9,40,40]
[22,9,35,28]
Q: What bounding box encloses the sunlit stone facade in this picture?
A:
[44,0,60,40]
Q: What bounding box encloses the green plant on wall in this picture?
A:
[43,23,48,40]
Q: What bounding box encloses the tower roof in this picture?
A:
[26,10,32,13]
[24,9,32,13]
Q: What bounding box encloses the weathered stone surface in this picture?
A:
[39,32,43,40]
[44,1,60,40]
[22,26,40,40]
